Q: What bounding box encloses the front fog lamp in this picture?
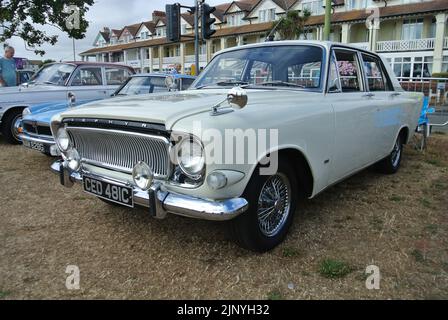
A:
[207,172,228,190]
[56,127,70,152]
[177,138,205,178]
[132,161,154,190]
[65,148,81,171]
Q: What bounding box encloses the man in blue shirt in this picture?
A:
[0,46,17,87]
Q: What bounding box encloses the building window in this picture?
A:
[302,0,324,15]
[347,0,374,10]
[402,19,423,40]
[259,8,276,22]
[443,56,448,73]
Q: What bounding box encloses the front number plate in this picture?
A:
[23,139,45,153]
[83,175,134,208]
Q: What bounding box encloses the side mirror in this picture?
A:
[227,87,248,109]
[68,92,76,107]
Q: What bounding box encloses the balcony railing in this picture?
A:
[163,56,181,64]
[185,54,207,63]
[376,38,435,52]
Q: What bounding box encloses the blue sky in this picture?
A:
[7,0,224,61]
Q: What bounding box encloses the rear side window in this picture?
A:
[333,49,363,92]
[361,54,392,91]
[105,67,132,85]
[71,67,103,86]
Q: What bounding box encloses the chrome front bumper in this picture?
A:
[51,160,248,221]
[20,133,60,156]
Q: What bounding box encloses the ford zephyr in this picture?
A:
[50,41,423,252]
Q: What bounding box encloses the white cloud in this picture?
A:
[5,0,225,61]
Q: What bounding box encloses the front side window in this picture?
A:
[30,63,76,86]
[105,67,132,85]
[333,49,363,92]
[70,67,103,86]
[361,54,391,91]
[192,45,324,90]
[116,76,166,95]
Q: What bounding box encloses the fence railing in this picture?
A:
[377,38,435,52]
[398,77,448,117]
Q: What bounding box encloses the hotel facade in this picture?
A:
[80,0,448,79]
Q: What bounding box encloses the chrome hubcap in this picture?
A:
[12,115,22,142]
[391,140,401,168]
[257,173,291,237]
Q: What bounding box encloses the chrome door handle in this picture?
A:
[363,93,375,98]
[390,92,401,97]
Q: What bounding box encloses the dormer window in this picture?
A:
[259,8,276,22]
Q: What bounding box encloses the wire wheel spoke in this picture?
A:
[257,173,292,238]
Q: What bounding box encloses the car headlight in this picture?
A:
[132,161,154,190]
[177,137,205,179]
[22,108,31,117]
[56,126,71,152]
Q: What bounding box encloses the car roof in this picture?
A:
[132,73,196,79]
[215,40,377,56]
[47,61,134,69]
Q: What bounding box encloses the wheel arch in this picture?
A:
[252,146,315,199]
[0,106,27,130]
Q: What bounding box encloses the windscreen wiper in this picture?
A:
[215,80,249,86]
[257,81,305,88]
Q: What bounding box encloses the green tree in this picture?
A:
[39,58,56,67]
[273,9,311,40]
[0,0,94,55]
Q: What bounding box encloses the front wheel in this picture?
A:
[1,109,23,145]
[375,135,403,174]
[229,159,298,253]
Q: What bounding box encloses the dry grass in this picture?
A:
[0,135,447,300]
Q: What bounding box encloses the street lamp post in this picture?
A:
[323,0,332,41]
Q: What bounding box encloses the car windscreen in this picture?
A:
[116,76,167,95]
[29,63,76,86]
[191,45,324,91]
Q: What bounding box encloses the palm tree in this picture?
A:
[272,9,312,40]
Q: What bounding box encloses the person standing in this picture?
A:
[171,63,182,75]
[0,46,17,87]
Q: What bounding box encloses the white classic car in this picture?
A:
[0,62,134,144]
[50,41,423,252]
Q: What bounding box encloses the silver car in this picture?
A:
[0,62,134,144]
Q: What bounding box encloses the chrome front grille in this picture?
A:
[66,127,171,178]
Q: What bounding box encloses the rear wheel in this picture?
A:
[230,159,298,253]
[375,135,403,174]
[1,109,23,145]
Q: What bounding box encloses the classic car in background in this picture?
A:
[0,61,134,144]
[20,73,196,156]
[17,70,35,86]
[50,41,422,252]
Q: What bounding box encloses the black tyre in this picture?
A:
[375,134,403,174]
[1,109,23,145]
[230,159,298,253]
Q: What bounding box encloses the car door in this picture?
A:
[327,48,380,185]
[104,66,133,96]
[68,66,108,100]
[360,52,404,160]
